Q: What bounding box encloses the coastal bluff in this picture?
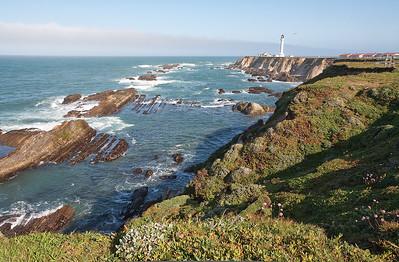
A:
[229,56,334,82]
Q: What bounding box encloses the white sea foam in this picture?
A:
[179,63,196,67]
[2,95,132,133]
[119,76,177,91]
[0,201,64,229]
[137,64,154,68]
[201,98,236,108]
[86,117,134,134]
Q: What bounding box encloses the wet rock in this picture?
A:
[248,78,257,82]
[160,175,177,180]
[127,77,136,80]
[155,69,167,73]
[247,87,283,98]
[138,74,157,81]
[232,90,242,94]
[145,169,154,178]
[132,168,143,175]
[0,120,129,181]
[232,102,273,116]
[218,88,226,94]
[122,187,148,219]
[62,94,82,104]
[161,64,180,70]
[172,153,184,164]
[0,205,74,237]
[64,88,137,118]
[248,87,273,95]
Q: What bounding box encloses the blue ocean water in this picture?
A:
[0,56,295,232]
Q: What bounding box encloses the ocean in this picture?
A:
[0,56,294,232]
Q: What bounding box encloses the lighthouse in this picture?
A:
[279,34,285,57]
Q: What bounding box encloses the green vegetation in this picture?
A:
[130,62,399,259]
[1,61,399,261]
[0,232,115,262]
[117,217,384,261]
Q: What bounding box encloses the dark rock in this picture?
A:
[161,64,180,70]
[155,69,167,73]
[231,90,242,94]
[172,153,184,164]
[247,87,282,98]
[132,168,143,175]
[248,78,257,82]
[0,205,74,237]
[122,187,148,219]
[138,74,157,81]
[145,169,154,178]
[62,94,82,104]
[247,87,273,94]
[218,88,226,94]
[127,77,135,80]
[160,175,177,180]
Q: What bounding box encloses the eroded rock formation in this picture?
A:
[229,56,334,82]
[64,88,137,118]
[0,120,128,182]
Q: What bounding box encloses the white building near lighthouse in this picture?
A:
[259,34,287,57]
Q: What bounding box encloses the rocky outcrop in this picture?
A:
[172,153,184,164]
[122,187,149,219]
[0,120,128,182]
[0,205,74,237]
[62,94,82,104]
[138,74,157,81]
[161,64,180,70]
[232,102,274,116]
[229,56,334,82]
[64,88,137,118]
[247,87,282,98]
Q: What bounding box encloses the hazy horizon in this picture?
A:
[1,0,398,56]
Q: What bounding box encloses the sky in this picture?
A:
[0,0,398,56]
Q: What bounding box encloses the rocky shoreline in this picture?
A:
[0,62,304,238]
[229,56,334,82]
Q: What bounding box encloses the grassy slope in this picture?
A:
[1,62,398,261]
[0,232,115,261]
[126,62,399,259]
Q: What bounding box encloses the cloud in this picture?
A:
[0,22,338,56]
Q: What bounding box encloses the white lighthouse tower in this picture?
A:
[278,34,285,57]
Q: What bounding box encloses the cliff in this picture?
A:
[229,56,334,82]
